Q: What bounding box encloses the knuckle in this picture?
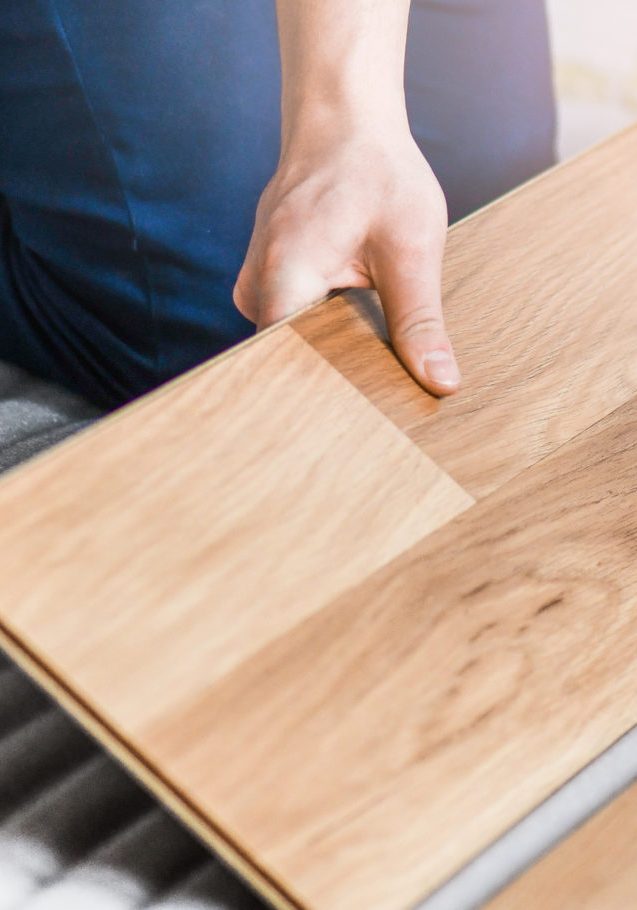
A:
[394,306,444,339]
[258,298,290,327]
[232,283,245,311]
[232,276,256,321]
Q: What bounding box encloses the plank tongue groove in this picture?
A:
[0,127,636,910]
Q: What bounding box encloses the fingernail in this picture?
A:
[423,350,461,387]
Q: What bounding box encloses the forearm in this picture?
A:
[275,0,411,154]
[236,0,461,397]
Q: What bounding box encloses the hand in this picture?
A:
[233,125,461,396]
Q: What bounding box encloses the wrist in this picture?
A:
[280,90,411,162]
[276,0,412,161]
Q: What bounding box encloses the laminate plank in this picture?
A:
[2,389,637,909]
[0,325,471,729]
[0,128,635,910]
[295,125,637,498]
[126,396,637,910]
[489,780,637,909]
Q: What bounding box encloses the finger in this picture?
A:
[256,257,329,331]
[371,236,461,396]
[233,264,258,324]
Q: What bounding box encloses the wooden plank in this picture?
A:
[0,325,472,909]
[0,325,470,719]
[295,125,637,498]
[118,395,637,910]
[0,127,635,910]
[4,385,637,909]
[489,780,637,909]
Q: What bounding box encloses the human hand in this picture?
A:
[233,125,461,396]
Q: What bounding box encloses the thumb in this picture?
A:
[371,237,461,396]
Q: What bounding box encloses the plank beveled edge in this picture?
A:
[0,625,304,910]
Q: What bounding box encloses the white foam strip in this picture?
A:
[418,725,637,910]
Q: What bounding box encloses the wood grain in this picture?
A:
[128,396,637,910]
[0,326,470,727]
[3,379,637,910]
[489,780,637,909]
[0,127,635,910]
[295,125,637,498]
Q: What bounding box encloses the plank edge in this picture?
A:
[0,622,305,910]
[2,126,635,496]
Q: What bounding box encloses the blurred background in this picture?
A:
[548,0,637,158]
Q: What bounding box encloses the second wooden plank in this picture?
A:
[132,395,637,910]
[489,777,637,909]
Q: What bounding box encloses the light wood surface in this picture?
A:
[0,125,636,910]
[0,326,470,722]
[296,126,637,498]
[489,780,637,909]
[136,396,637,910]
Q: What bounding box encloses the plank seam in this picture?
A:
[0,625,305,910]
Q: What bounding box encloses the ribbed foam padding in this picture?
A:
[0,362,263,909]
[0,648,264,909]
